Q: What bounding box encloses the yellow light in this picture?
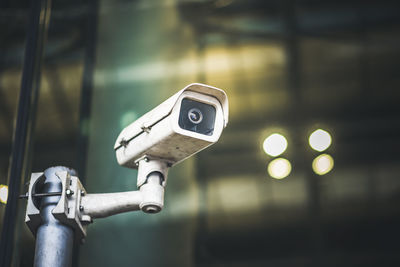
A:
[309,129,332,152]
[312,154,334,175]
[263,133,288,157]
[0,185,8,204]
[267,158,292,179]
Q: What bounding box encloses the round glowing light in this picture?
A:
[312,154,334,175]
[309,129,332,152]
[0,185,8,204]
[267,158,292,179]
[263,133,288,157]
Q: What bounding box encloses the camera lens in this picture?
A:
[188,108,203,124]
[179,98,216,136]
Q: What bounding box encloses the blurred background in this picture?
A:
[1,0,400,266]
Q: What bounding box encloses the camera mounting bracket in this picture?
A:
[25,171,89,243]
[135,155,171,188]
[24,165,167,242]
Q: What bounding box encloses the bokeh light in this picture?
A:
[309,129,332,152]
[0,185,8,204]
[119,111,138,129]
[263,133,288,157]
[312,154,334,175]
[267,158,292,179]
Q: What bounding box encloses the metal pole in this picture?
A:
[34,167,76,267]
[0,1,51,266]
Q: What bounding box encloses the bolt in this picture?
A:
[79,206,84,211]
[66,189,74,197]
[80,190,85,196]
[141,125,151,133]
[120,139,129,147]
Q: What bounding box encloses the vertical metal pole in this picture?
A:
[34,167,76,267]
[0,1,51,266]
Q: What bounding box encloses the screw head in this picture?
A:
[66,189,74,197]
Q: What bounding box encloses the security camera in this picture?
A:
[23,84,228,265]
[114,83,229,188]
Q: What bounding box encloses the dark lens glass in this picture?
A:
[179,98,216,136]
[188,108,203,124]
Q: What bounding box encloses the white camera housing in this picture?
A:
[114,83,228,186]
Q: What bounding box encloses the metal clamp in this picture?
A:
[25,171,90,242]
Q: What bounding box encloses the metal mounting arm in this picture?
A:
[25,169,166,236]
[80,171,164,219]
[24,162,167,267]
[80,191,142,219]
